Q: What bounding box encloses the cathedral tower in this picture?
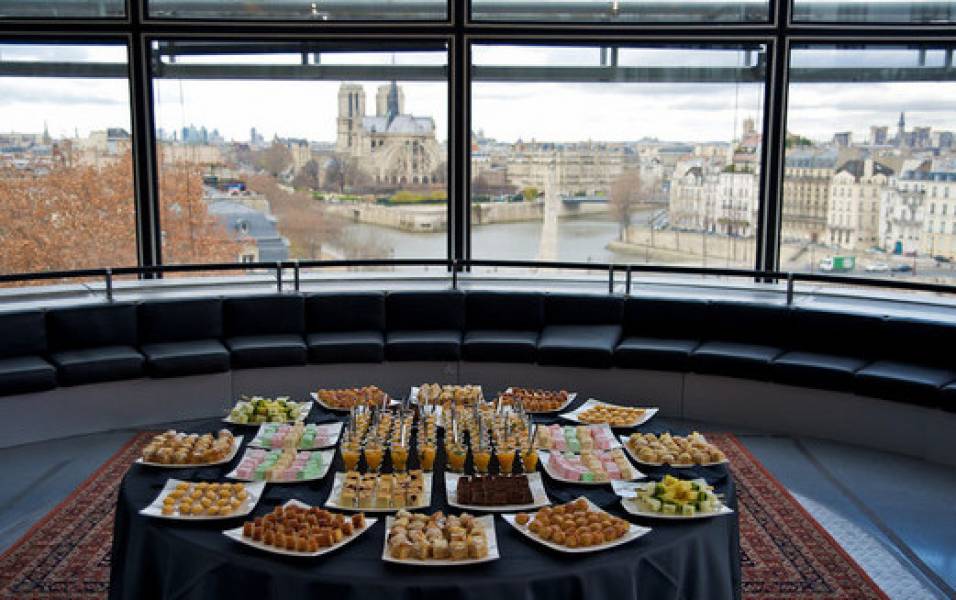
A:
[337,84,367,154]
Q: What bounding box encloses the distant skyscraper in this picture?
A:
[897,111,906,147]
[870,125,888,146]
[833,132,852,148]
[742,116,756,136]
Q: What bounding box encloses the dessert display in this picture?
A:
[226,396,311,425]
[496,388,573,413]
[339,407,422,473]
[314,386,390,411]
[140,480,265,520]
[249,422,342,450]
[228,448,332,482]
[626,475,728,518]
[561,399,657,428]
[534,424,619,453]
[441,404,536,476]
[384,510,497,564]
[541,448,639,483]
[328,470,430,511]
[224,501,374,556]
[455,474,532,506]
[503,497,649,553]
[624,432,728,467]
[415,384,483,407]
[138,429,239,466]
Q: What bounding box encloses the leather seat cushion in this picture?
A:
[463,330,538,363]
[226,335,307,369]
[307,331,385,364]
[50,345,145,386]
[141,339,231,378]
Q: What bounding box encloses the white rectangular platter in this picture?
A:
[310,391,399,412]
[139,479,265,521]
[501,496,651,554]
[136,435,244,468]
[382,514,499,566]
[223,401,314,426]
[612,479,734,520]
[324,472,433,513]
[249,422,343,450]
[559,399,658,428]
[534,423,622,452]
[222,499,377,557]
[409,385,484,406]
[618,434,730,468]
[538,449,644,486]
[225,449,334,484]
[444,472,551,512]
[497,389,576,414]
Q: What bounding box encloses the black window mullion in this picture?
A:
[128,23,163,275]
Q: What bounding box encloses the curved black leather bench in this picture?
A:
[2,290,955,417]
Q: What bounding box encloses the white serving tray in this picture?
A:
[534,423,622,452]
[612,479,734,520]
[136,435,244,468]
[139,479,265,521]
[310,391,400,412]
[501,496,651,554]
[225,449,334,484]
[381,514,499,566]
[222,499,377,557]
[223,401,314,426]
[445,472,551,512]
[538,449,644,486]
[618,434,729,468]
[409,385,484,406]
[559,399,658,428]
[497,388,577,414]
[249,422,343,450]
[324,471,433,513]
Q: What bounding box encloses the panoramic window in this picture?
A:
[0,42,135,279]
[0,0,124,18]
[792,0,955,23]
[151,42,449,266]
[148,0,447,20]
[470,44,766,267]
[782,44,956,281]
[471,0,768,23]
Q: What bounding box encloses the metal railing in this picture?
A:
[4,258,956,305]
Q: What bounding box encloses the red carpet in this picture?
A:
[0,432,888,600]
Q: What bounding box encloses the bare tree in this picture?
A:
[293,159,320,191]
[253,142,293,177]
[609,168,644,243]
[324,154,368,194]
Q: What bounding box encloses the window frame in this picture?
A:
[1,0,954,279]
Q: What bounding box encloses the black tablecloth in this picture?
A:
[109,398,741,600]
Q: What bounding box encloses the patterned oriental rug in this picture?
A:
[0,432,888,600]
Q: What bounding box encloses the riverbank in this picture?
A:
[319,199,609,232]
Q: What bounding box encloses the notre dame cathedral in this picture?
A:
[335,81,444,187]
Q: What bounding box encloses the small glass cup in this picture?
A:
[497,446,516,476]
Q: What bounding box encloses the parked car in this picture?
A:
[866,246,887,254]
[892,264,913,273]
[865,263,890,273]
[933,255,952,263]
[903,250,918,257]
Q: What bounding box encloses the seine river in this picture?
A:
[339,216,640,263]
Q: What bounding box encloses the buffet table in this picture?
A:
[109,400,741,600]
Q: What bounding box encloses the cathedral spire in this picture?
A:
[386,81,400,126]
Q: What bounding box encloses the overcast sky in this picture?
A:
[1,43,954,146]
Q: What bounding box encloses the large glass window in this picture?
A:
[0,42,135,279]
[471,0,769,23]
[782,43,956,281]
[151,42,448,266]
[0,0,124,18]
[471,43,766,268]
[792,0,955,24]
[148,0,447,21]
